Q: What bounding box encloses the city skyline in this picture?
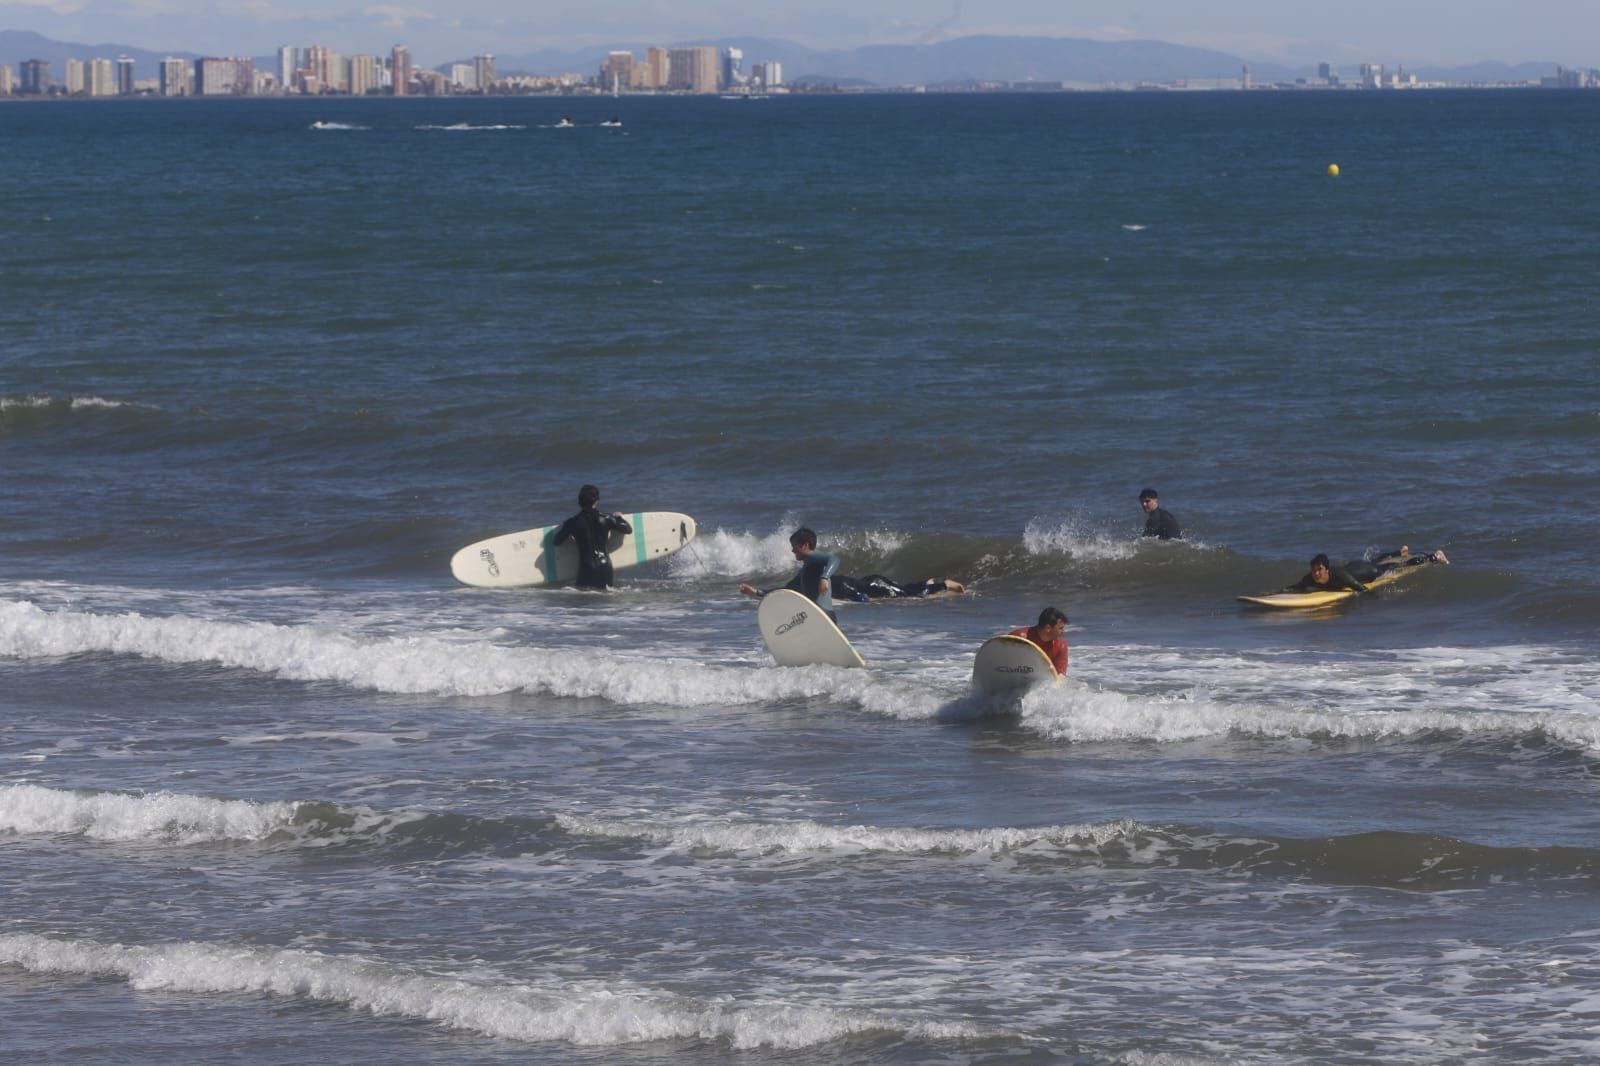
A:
[6,29,1597,99]
[0,1,1597,71]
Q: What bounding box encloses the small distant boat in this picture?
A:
[600,118,623,127]
[555,116,575,128]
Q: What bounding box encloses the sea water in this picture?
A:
[2,91,1598,1063]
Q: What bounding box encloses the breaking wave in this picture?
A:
[0,932,991,1049]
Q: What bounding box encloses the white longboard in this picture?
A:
[756,588,866,668]
[450,511,697,588]
[972,634,1059,695]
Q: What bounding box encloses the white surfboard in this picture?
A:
[450,512,697,588]
[972,634,1059,695]
[756,587,866,668]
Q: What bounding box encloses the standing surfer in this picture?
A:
[551,484,632,589]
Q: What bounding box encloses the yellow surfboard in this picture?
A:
[972,634,1060,695]
[1238,557,1439,609]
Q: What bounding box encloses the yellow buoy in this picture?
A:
[1326,163,1341,177]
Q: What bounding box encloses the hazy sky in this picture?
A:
[4,0,1597,67]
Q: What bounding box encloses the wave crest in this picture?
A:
[0,933,991,1049]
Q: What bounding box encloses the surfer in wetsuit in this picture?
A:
[1287,554,1368,593]
[1139,488,1182,540]
[738,527,841,622]
[832,575,966,602]
[551,484,632,589]
[1010,607,1069,675]
[1287,547,1450,593]
[1340,546,1451,583]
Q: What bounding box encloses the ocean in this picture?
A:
[2,89,1598,1063]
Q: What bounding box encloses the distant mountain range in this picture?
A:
[483,35,1297,85]
[0,29,192,80]
[0,28,1568,88]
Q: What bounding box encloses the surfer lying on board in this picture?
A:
[738,527,841,621]
[1286,547,1449,593]
[551,484,633,589]
[833,575,966,602]
[1010,607,1069,675]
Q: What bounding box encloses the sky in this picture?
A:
[3,0,1597,68]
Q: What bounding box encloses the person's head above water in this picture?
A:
[790,527,817,554]
[1035,606,1069,638]
[1139,488,1160,512]
[1308,553,1332,584]
[578,484,600,509]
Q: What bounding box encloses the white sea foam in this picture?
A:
[0,394,150,411]
[309,121,367,130]
[417,123,526,131]
[0,599,947,718]
[1022,517,1136,562]
[554,813,1142,855]
[667,525,910,579]
[0,784,300,843]
[0,933,989,1049]
[1021,666,1600,750]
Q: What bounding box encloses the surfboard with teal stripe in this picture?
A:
[450,511,697,588]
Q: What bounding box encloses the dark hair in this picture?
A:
[1139,488,1159,502]
[789,527,817,550]
[1310,553,1331,569]
[578,484,600,509]
[1038,606,1068,628]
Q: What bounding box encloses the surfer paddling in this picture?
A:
[739,527,842,622]
[1285,546,1449,593]
[833,575,965,602]
[551,484,632,589]
[1009,607,1069,676]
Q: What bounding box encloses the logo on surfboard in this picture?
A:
[775,611,808,635]
[996,665,1035,674]
[479,549,500,577]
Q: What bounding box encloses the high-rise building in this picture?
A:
[159,57,189,96]
[195,57,253,95]
[277,46,294,89]
[643,47,669,90]
[601,51,634,93]
[64,58,84,95]
[20,58,50,94]
[474,55,496,93]
[20,58,50,95]
[668,46,718,93]
[349,54,379,96]
[721,47,744,88]
[450,63,475,90]
[0,65,14,96]
[116,56,135,95]
[86,58,116,97]
[390,45,412,96]
[302,45,339,92]
[752,60,783,88]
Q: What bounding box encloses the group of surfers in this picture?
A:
[552,484,1448,677]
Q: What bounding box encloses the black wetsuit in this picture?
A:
[1142,508,1182,540]
[551,508,632,588]
[1287,565,1367,593]
[1344,549,1433,584]
[833,575,949,603]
